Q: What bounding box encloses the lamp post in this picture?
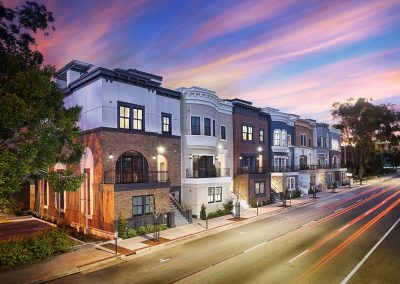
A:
[114,231,118,255]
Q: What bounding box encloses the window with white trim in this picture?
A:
[282,130,287,146]
[287,134,292,146]
[208,187,215,203]
[287,177,295,190]
[133,107,144,130]
[274,130,281,146]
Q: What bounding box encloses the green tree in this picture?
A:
[0,1,84,211]
[332,98,399,183]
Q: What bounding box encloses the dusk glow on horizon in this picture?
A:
[5,0,400,123]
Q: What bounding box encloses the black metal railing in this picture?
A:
[236,166,268,174]
[103,170,169,184]
[317,164,340,169]
[270,166,297,173]
[186,168,231,178]
[295,165,318,171]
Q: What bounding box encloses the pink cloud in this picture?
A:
[186,0,296,46]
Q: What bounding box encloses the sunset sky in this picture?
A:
[5,0,400,123]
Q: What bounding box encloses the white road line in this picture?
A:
[289,249,309,263]
[356,199,363,203]
[159,258,170,263]
[338,224,350,232]
[341,217,400,284]
[243,241,268,253]
[334,207,344,213]
[302,220,315,227]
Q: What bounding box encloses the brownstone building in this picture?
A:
[228,99,271,207]
[33,60,186,238]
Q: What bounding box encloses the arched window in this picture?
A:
[116,151,148,183]
[274,130,281,146]
[281,130,287,147]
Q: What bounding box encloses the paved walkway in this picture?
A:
[0,176,392,284]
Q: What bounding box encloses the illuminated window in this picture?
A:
[259,130,264,142]
[255,181,265,195]
[242,125,253,141]
[133,107,144,130]
[119,105,130,129]
[287,134,292,146]
[162,113,171,134]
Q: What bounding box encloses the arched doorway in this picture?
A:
[299,155,308,170]
[116,151,148,183]
[332,155,338,168]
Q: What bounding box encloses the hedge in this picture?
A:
[118,216,168,239]
[0,228,72,269]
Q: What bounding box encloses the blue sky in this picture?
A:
[6,0,400,123]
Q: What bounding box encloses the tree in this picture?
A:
[0,1,84,211]
[332,98,399,183]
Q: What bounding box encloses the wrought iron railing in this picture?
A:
[185,168,231,178]
[236,166,268,174]
[270,166,297,173]
[103,169,169,184]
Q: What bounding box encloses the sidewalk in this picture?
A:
[0,175,392,284]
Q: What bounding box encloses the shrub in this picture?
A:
[223,200,233,213]
[200,204,206,220]
[0,228,71,268]
[137,226,147,236]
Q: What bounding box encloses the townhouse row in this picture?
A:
[27,60,346,238]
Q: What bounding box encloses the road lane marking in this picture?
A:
[243,241,268,253]
[341,217,400,284]
[338,224,350,232]
[334,207,344,213]
[289,249,309,263]
[302,220,315,227]
[356,199,363,203]
[159,258,170,263]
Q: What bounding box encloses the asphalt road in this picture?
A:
[51,176,400,284]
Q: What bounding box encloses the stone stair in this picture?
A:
[169,202,189,227]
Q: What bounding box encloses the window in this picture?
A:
[282,130,287,146]
[132,195,154,216]
[133,107,144,130]
[287,177,295,190]
[242,125,253,141]
[119,105,130,129]
[259,130,264,142]
[274,130,281,146]
[43,179,48,206]
[145,195,154,214]
[213,120,216,137]
[204,118,211,136]
[162,113,171,134]
[308,137,312,147]
[208,187,215,203]
[287,134,292,146]
[274,156,287,171]
[215,186,222,202]
[208,186,222,203]
[300,134,307,146]
[319,137,327,147]
[331,139,340,150]
[255,181,265,195]
[191,116,200,135]
[221,126,226,140]
[133,196,143,216]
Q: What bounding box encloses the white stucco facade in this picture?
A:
[179,87,234,218]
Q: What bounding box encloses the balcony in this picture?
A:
[237,166,268,174]
[103,170,169,184]
[270,165,297,173]
[317,164,340,169]
[186,168,231,178]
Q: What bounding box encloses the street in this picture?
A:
[51,177,400,284]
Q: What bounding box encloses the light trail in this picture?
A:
[297,197,400,283]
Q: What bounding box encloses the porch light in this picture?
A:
[152,156,156,160]
[108,153,114,159]
[157,146,165,154]
[257,146,262,152]
[239,156,242,160]
[215,155,219,160]
[189,154,193,159]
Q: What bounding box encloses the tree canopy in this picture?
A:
[332,98,400,180]
[0,1,84,210]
